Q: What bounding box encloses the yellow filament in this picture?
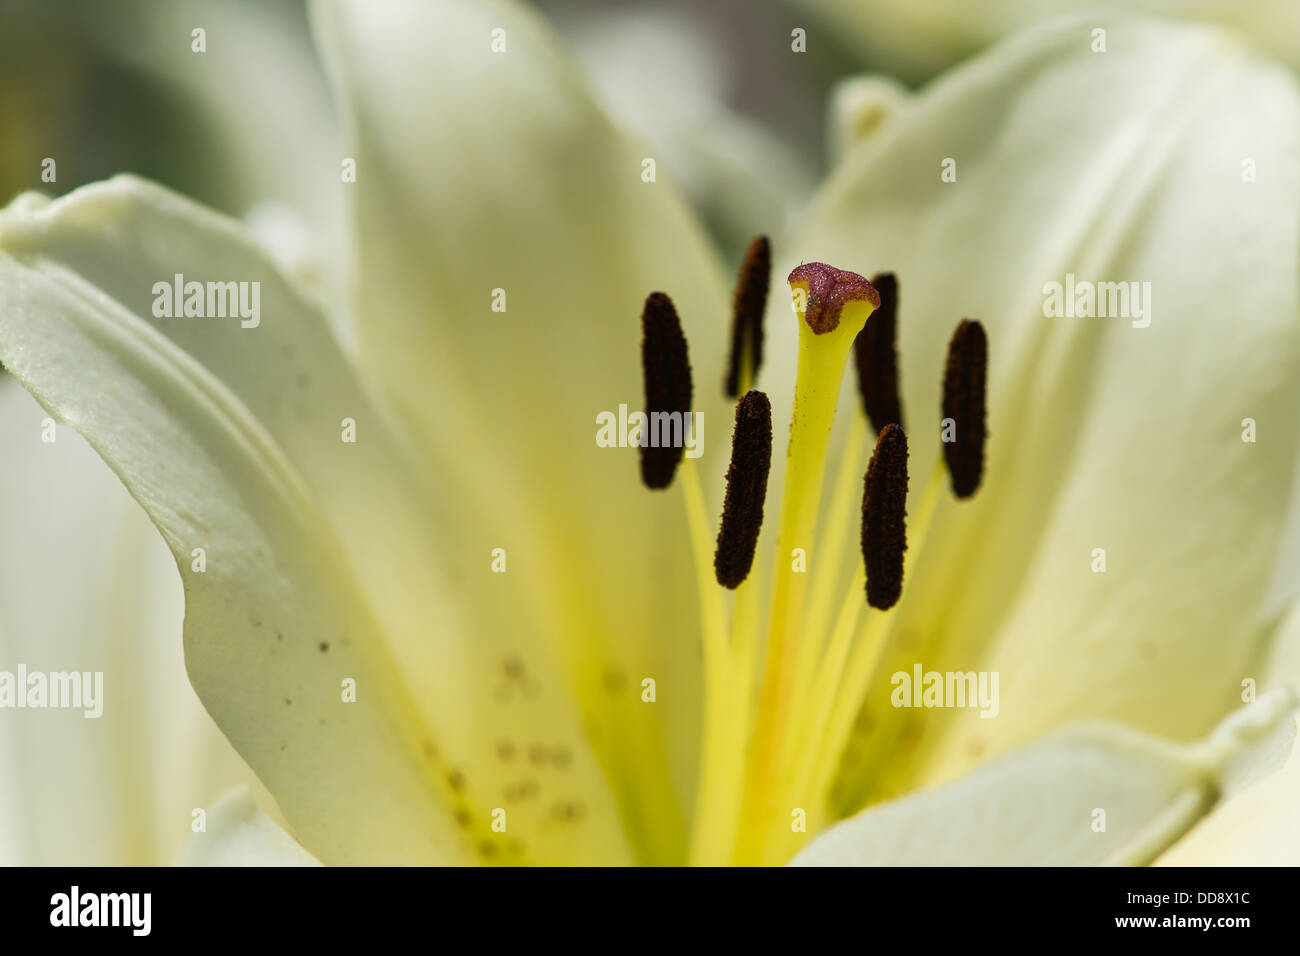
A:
[680,459,734,865]
[803,460,946,808]
[794,416,867,713]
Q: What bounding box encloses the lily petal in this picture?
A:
[0,380,263,865]
[0,179,501,863]
[784,14,1300,815]
[182,788,321,867]
[1155,715,1300,865]
[0,175,653,864]
[561,5,818,258]
[313,0,734,860]
[792,693,1296,865]
[788,0,1300,83]
[1156,602,1300,865]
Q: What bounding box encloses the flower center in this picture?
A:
[636,241,988,865]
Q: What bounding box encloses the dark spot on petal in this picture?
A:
[552,800,586,822]
[603,668,627,695]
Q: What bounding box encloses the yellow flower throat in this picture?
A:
[639,240,988,865]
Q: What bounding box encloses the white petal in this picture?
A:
[793,693,1296,865]
[0,382,263,865]
[182,789,321,867]
[0,180,484,863]
[789,15,1300,812]
[1157,602,1300,864]
[0,175,649,864]
[789,1,1300,83]
[1156,716,1300,865]
[560,5,817,256]
[313,0,735,861]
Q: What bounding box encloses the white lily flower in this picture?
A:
[0,2,1296,866]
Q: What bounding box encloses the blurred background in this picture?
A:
[3,0,1298,267]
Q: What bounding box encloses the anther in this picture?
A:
[853,272,903,433]
[861,424,908,610]
[788,263,880,335]
[639,292,694,490]
[725,236,770,398]
[941,319,988,499]
[714,390,773,589]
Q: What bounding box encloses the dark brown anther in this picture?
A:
[853,272,903,434]
[862,424,908,610]
[941,319,988,499]
[724,236,771,398]
[714,391,773,589]
[640,291,694,490]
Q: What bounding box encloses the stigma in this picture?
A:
[788,262,881,335]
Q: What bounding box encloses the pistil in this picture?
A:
[740,264,879,858]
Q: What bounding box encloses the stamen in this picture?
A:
[724,236,771,398]
[640,291,693,490]
[853,272,903,433]
[941,319,988,499]
[861,424,909,610]
[788,263,880,334]
[714,390,773,589]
